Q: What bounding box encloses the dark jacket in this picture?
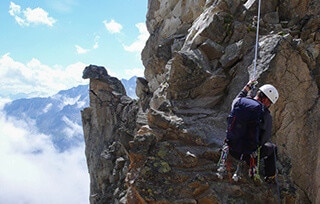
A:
[231,89,272,146]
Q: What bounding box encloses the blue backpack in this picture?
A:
[226,97,265,154]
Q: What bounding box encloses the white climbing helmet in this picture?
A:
[259,84,279,104]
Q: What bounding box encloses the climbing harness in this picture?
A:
[216,144,262,183]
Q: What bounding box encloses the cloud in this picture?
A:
[93,35,100,49]
[9,2,56,27]
[0,109,89,204]
[75,35,100,54]
[125,68,144,78]
[103,19,123,34]
[0,53,87,99]
[8,1,20,16]
[62,116,83,138]
[75,45,89,54]
[123,22,149,53]
[24,7,56,26]
[93,42,99,49]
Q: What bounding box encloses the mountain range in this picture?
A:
[3,76,137,152]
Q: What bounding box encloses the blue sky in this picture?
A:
[1,0,148,99]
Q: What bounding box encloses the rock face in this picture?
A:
[82,0,320,203]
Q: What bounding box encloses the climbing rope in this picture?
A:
[253,0,262,81]
[249,0,262,97]
[248,148,260,181]
[252,146,262,182]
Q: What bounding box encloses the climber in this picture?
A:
[223,80,279,182]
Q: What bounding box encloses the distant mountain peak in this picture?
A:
[3,77,137,152]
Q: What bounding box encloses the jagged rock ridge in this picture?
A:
[82,0,320,203]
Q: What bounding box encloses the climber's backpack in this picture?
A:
[226,97,265,155]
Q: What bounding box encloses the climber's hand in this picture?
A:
[245,80,258,91]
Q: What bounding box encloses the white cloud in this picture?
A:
[103,19,123,34]
[24,7,56,26]
[0,110,89,204]
[9,2,56,27]
[125,68,144,78]
[93,35,100,49]
[0,98,11,109]
[62,116,83,138]
[93,42,99,49]
[75,45,89,54]
[75,35,100,54]
[43,103,53,113]
[56,94,81,109]
[8,2,20,16]
[123,22,149,53]
[0,53,87,99]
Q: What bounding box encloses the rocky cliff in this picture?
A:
[81,0,320,203]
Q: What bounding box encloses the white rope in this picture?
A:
[253,0,262,80]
